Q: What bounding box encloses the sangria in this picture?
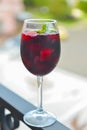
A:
[20,19,61,127]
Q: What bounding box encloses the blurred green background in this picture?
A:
[23,0,87,22]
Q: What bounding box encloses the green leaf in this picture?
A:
[37,24,48,34]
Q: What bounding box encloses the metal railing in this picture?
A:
[0,83,70,130]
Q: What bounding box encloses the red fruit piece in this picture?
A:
[40,48,54,61]
[26,31,38,36]
[22,32,37,40]
[48,34,59,40]
[22,33,29,40]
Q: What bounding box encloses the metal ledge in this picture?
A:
[0,83,70,130]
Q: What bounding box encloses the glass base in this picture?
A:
[23,109,56,127]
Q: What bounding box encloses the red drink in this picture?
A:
[21,19,61,127]
[21,32,60,76]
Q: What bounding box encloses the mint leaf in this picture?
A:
[37,24,48,34]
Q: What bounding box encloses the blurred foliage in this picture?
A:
[34,0,49,6]
[23,0,35,7]
[23,0,48,7]
[48,0,72,20]
[23,0,73,21]
[76,0,87,13]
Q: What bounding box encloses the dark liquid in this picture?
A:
[21,33,60,76]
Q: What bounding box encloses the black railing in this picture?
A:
[0,83,70,130]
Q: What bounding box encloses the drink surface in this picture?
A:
[21,32,60,76]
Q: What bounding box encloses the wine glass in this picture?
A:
[20,19,61,127]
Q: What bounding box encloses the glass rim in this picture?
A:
[24,18,57,24]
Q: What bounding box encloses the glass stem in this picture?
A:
[37,76,43,112]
